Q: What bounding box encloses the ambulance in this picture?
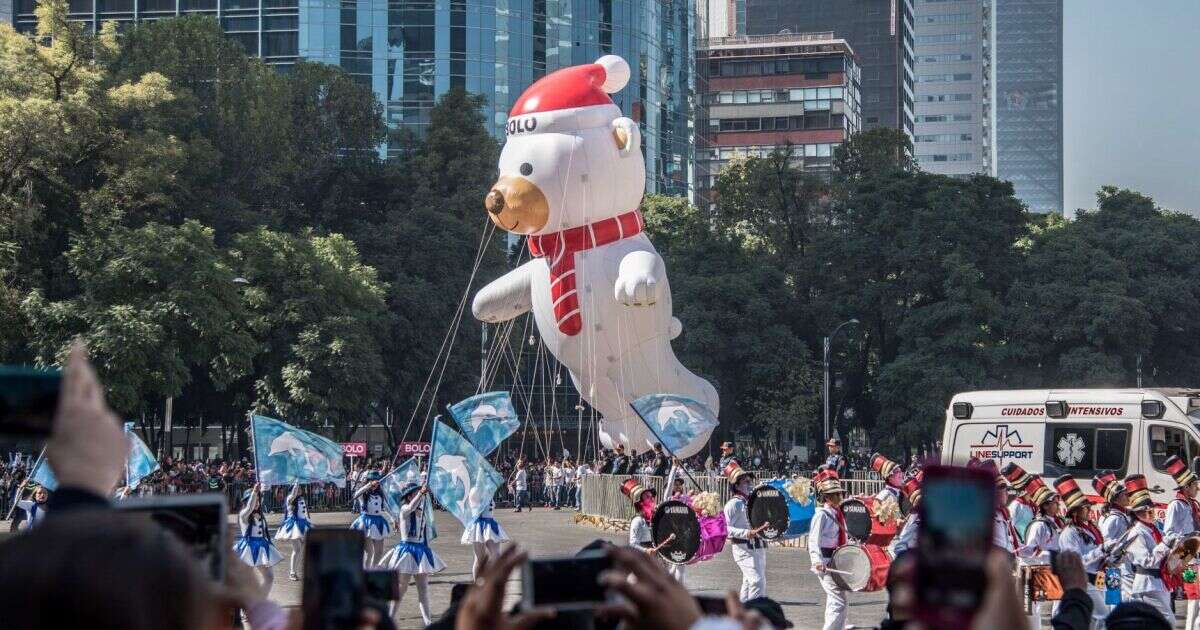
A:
[941,389,1200,504]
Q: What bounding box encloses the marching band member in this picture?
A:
[1003,462,1037,543]
[970,460,1018,558]
[461,500,509,581]
[1120,474,1174,623]
[1015,474,1058,630]
[870,453,903,506]
[808,469,849,630]
[274,482,312,581]
[232,485,283,593]
[380,484,444,626]
[1163,455,1200,628]
[350,471,391,568]
[14,484,50,531]
[888,471,922,558]
[724,462,768,601]
[1093,471,1133,599]
[622,477,658,552]
[1055,475,1113,627]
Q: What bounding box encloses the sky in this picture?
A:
[1063,1,1200,217]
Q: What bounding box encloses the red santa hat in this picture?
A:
[505,56,631,137]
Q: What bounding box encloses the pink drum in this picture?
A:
[692,513,728,563]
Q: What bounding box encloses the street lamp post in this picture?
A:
[823,318,860,445]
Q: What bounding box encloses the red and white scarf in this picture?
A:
[527,210,644,336]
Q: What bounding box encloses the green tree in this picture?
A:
[643,194,818,449]
[22,220,256,414]
[235,228,389,437]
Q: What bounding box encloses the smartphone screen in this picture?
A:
[0,366,61,436]
[117,494,227,581]
[695,595,728,615]
[364,569,400,603]
[522,550,612,609]
[303,528,365,630]
[915,465,993,628]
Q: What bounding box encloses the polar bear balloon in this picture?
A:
[471,55,719,458]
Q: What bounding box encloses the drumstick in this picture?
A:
[822,568,854,576]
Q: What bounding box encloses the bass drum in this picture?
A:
[652,500,701,564]
[840,498,872,543]
[830,544,890,592]
[748,485,790,541]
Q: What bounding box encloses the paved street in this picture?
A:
[12,507,1189,628]
[258,508,889,629]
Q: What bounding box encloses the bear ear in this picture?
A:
[611,117,639,155]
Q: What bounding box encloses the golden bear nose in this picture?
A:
[485,189,505,215]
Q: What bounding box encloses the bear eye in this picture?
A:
[520,162,533,176]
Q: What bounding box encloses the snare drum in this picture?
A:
[830,544,890,592]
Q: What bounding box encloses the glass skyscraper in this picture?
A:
[994,0,1062,214]
[10,0,696,196]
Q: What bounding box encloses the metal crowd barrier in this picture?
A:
[579,472,885,521]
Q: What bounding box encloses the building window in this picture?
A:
[915,33,974,44]
[914,133,972,143]
[921,93,972,102]
[920,13,972,24]
[918,53,973,63]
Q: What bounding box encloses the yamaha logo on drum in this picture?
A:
[669,551,687,562]
[665,505,690,515]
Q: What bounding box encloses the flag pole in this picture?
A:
[248,412,263,490]
[627,403,704,491]
[6,448,45,520]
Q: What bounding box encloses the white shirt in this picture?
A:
[1126,519,1170,594]
[399,493,433,544]
[807,505,844,570]
[629,515,653,547]
[1099,509,1132,578]
[1164,497,1198,538]
[1017,518,1059,565]
[512,469,527,490]
[576,464,590,477]
[723,495,753,539]
[888,513,920,558]
[562,466,576,484]
[1059,524,1107,573]
[993,509,1018,554]
[545,465,560,486]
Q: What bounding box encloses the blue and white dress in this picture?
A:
[275,485,312,541]
[461,502,509,544]
[351,491,391,540]
[233,497,283,567]
[381,493,446,574]
[15,499,46,531]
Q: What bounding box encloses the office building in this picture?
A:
[994,0,1062,213]
[697,32,860,192]
[10,1,696,196]
[744,0,914,137]
[911,0,991,176]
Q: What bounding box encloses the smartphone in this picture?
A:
[0,365,62,437]
[117,493,227,581]
[695,595,728,615]
[364,569,400,603]
[521,550,612,610]
[914,464,993,629]
[302,528,365,630]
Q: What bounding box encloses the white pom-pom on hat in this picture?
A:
[595,55,630,93]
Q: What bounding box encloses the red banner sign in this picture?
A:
[341,442,367,457]
[399,441,431,455]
